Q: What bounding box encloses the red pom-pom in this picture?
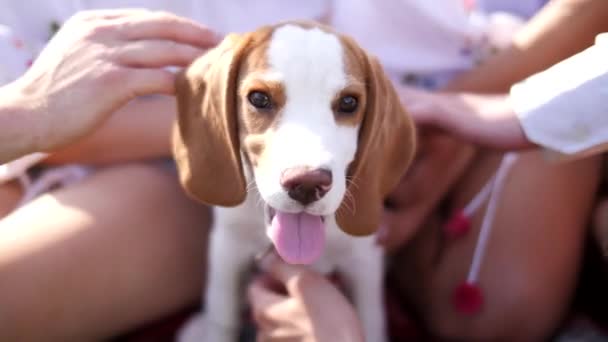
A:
[453,282,484,315]
[443,209,471,238]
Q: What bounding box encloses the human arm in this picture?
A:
[248,252,364,342]
[378,0,608,250]
[445,0,608,92]
[399,88,530,150]
[399,32,608,155]
[0,83,45,164]
[45,95,176,165]
[0,9,218,163]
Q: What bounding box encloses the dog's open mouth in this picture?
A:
[265,206,326,265]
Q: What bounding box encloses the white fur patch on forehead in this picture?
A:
[267,25,347,95]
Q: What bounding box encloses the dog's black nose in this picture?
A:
[280,167,332,205]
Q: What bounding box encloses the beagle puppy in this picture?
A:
[173,21,415,342]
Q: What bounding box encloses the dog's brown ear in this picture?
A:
[336,50,416,236]
[172,34,250,206]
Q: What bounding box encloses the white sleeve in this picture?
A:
[510,33,608,158]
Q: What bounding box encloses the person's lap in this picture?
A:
[0,181,21,218]
[392,149,601,340]
[0,162,210,341]
[1,149,598,340]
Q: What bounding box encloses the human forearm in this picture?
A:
[401,34,608,152]
[446,0,608,92]
[401,86,532,150]
[0,83,46,163]
[46,96,176,165]
[1,10,216,165]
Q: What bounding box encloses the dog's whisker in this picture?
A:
[346,177,361,191]
[343,188,356,215]
[246,180,258,192]
[244,181,266,210]
[339,198,354,216]
[342,192,353,210]
[336,202,352,221]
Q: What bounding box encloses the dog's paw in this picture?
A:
[177,313,238,342]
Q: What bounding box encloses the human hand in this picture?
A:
[9,9,219,153]
[399,86,532,150]
[377,130,475,252]
[248,251,364,342]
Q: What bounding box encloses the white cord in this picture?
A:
[463,174,494,217]
[466,152,518,283]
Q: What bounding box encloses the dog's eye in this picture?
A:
[248,91,272,109]
[337,95,358,114]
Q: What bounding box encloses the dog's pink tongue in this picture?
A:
[268,211,325,265]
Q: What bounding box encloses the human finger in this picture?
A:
[248,276,287,316]
[122,68,176,96]
[114,11,221,48]
[116,39,204,67]
[257,251,309,291]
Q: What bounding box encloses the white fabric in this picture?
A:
[511,33,608,157]
[0,0,544,88]
[477,0,546,18]
[331,0,541,88]
[0,0,329,55]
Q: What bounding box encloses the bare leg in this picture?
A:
[393,150,601,341]
[0,181,21,218]
[0,163,210,341]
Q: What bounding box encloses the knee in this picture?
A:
[427,282,570,341]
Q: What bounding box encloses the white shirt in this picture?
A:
[331,0,545,88]
[0,0,329,85]
[511,33,608,158]
[0,0,545,88]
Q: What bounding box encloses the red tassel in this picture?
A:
[443,209,471,238]
[453,282,484,315]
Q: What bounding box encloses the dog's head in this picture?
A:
[173,22,415,264]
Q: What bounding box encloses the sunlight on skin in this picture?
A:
[0,195,94,266]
